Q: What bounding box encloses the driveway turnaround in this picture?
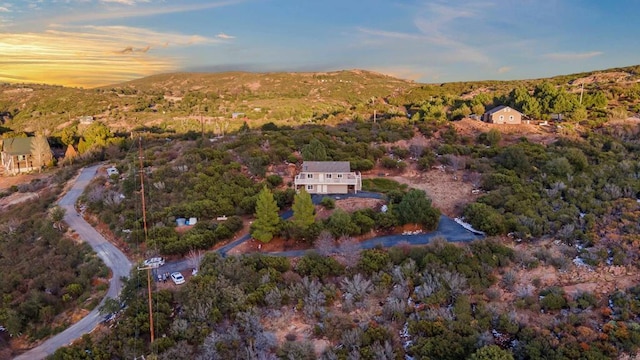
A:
[14,165,132,360]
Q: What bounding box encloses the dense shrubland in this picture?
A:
[0,173,108,353]
[52,237,640,359]
[6,66,640,357]
[80,118,441,256]
[59,112,640,359]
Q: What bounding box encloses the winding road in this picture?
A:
[14,165,132,360]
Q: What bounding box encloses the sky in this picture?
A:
[0,0,638,88]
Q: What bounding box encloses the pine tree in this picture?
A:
[395,189,440,230]
[251,186,280,243]
[301,139,327,161]
[291,188,315,230]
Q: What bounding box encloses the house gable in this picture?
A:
[482,106,523,124]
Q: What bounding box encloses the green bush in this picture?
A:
[539,287,567,310]
[320,196,335,209]
[266,174,283,187]
[463,202,506,235]
[361,178,407,194]
[295,251,345,278]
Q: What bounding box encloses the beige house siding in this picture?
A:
[327,184,348,193]
[482,106,523,124]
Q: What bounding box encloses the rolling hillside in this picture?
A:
[0,65,639,136]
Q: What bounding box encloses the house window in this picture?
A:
[509,115,514,121]
[337,174,343,178]
[17,155,26,161]
[306,173,313,179]
[325,174,332,179]
[499,115,504,121]
[306,185,313,190]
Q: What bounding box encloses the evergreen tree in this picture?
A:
[251,186,280,243]
[301,139,328,161]
[470,345,514,360]
[82,121,112,148]
[395,189,440,230]
[291,188,315,230]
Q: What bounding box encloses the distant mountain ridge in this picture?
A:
[0,65,638,136]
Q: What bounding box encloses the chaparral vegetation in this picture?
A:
[1,66,640,359]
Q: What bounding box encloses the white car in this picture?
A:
[170,272,185,285]
[143,257,165,268]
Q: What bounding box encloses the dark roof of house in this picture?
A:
[302,161,351,173]
[1,137,33,155]
[485,105,522,115]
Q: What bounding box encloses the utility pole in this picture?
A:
[138,137,148,238]
[199,103,204,140]
[137,136,155,344]
[137,265,156,343]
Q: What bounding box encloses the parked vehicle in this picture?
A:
[101,313,116,324]
[170,272,185,285]
[143,257,165,268]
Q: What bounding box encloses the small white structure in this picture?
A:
[187,217,198,225]
[106,166,119,176]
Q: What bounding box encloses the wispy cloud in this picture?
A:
[542,51,603,60]
[216,33,235,40]
[101,0,150,5]
[354,1,492,66]
[35,0,244,25]
[497,66,512,74]
[0,24,219,87]
[0,6,11,13]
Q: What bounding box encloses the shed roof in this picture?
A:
[485,105,522,115]
[302,161,351,173]
[1,137,33,155]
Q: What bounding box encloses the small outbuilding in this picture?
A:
[0,136,52,175]
[482,105,523,124]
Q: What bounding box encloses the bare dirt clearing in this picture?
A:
[0,173,51,210]
[453,118,558,146]
[386,168,475,217]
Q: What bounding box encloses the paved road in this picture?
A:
[14,165,132,360]
[158,191,482,274]
[262,215,482,257]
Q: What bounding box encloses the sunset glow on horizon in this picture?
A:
[1,0,639,88]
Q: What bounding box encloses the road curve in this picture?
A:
[14,165,132,360]
[159,193,483,274]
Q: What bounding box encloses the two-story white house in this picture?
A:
[294,161,362,194]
